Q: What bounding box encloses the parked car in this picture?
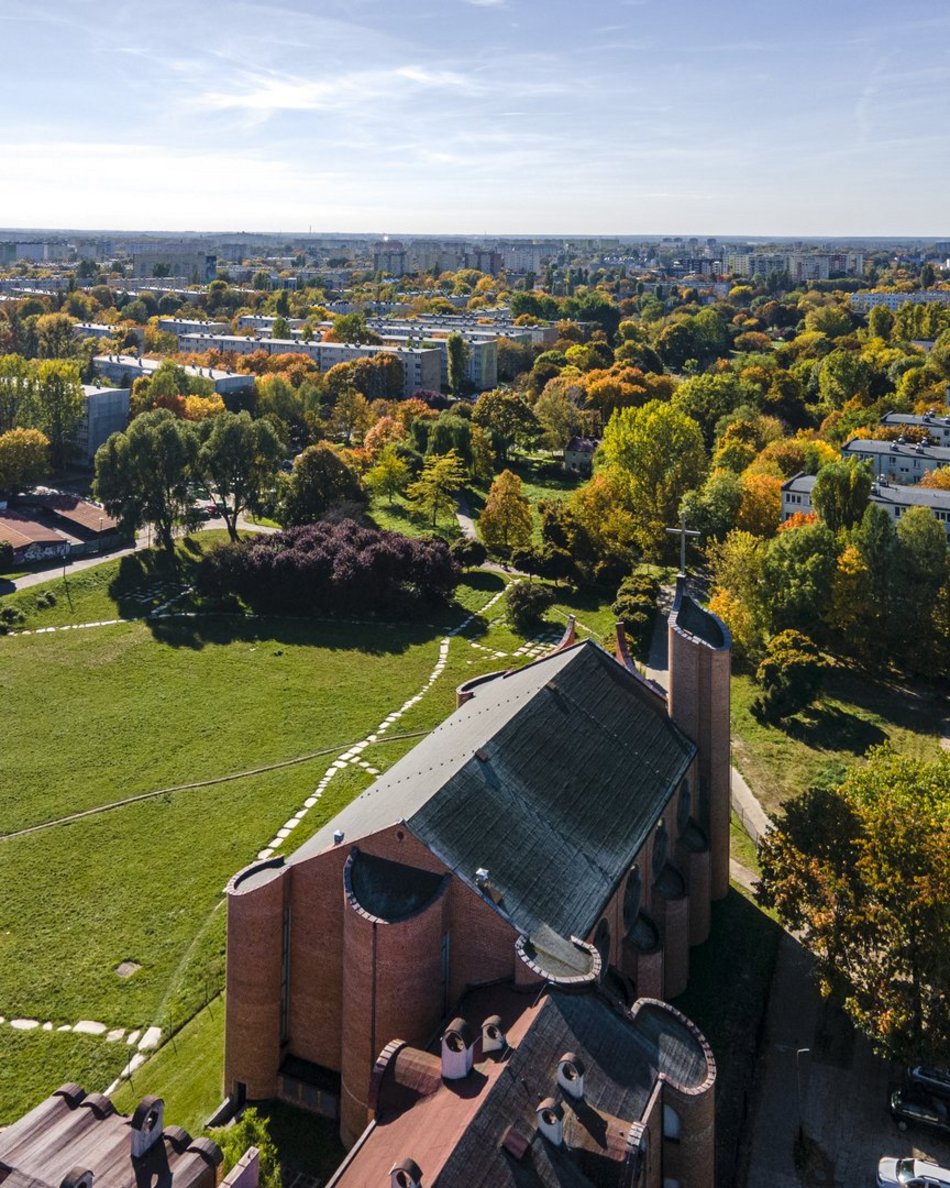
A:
[908,1067,950,1101]
[890,1089,950,1135]
[877,1156,950,1187]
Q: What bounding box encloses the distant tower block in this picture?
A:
[667,579,732,900]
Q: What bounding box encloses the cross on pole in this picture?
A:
[665,509,700,576]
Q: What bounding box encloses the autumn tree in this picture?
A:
[446,332,470,397]
[198,411,282,541]
[0,354,35,432]
[751,629,828,722]
[406,448,467,527]
[478,469,533,555]
[94,409,199,550]
[600,400,706,555]
[280,443,365,526]
[0,427,49,493]
[472,390,539,462]
[366,445,410,505]
[27,360,85,470]
[758,750,950,1063]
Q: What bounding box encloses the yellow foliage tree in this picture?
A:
[736,473,782,537]
[478,469,533,555]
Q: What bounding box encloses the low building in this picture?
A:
[157,317,231,340]
[328,985,715,1188]
[236,315,306,333]
[368,329,498,391]
[93,355,255,396]
[27,492,123,547]
[0,1085,226,1188]
[72,322,120,341]
[842,437,950,483]
[880,409,950,448]
[781,472,950,537]
[0,508,70,564]
[80,384,131,462]
[850,290,950,313]
[564,436,599,475]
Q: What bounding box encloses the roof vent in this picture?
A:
[441,1018,475,1080]
[333,830,345,845]
[130,1096,164,1159]
[60,1169,93,1188]
[536,1098,564,1146]
[890,442,899,451]
[474,867,490,888]
[482,1015,506,1055]
[557,1052,586,1100]
[390,1158,422,1188]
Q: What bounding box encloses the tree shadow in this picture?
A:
[827,666,945,735]
[781,703,888,756]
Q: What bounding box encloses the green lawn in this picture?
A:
[0,1028,129,1124]
[731,666,946,814]
[112,997,226,1134]
[367,494,461,540]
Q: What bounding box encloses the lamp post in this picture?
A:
[796,1047,810,1142]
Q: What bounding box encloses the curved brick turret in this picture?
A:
[667,580,732,900]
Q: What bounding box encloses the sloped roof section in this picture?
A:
[293,641,694,941]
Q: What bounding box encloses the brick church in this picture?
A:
[224,583,731,1186]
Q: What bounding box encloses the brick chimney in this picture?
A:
[536,1098,564,1146]
[481,1015,506,1055]
[441,1018,475,1080]
[557,1052,586,1100]
[390,1158,422,1187]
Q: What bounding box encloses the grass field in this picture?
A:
[731,665,946,814]
[367,494,461,540]
[0,1028,129,1124]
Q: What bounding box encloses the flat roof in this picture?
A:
[843,437,950,461]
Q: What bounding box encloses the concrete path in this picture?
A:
[454,493,477,540]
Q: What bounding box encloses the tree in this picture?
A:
[921,465,950,491]
[366,444,410,505]
[406,448,467,527]
[803,304,852,338]
[867,305,894,340]
[478,469,533,555]
[679,469,743,543]
[505,580,557,633]
[600,400,707,556]
[0,354,35,432]
[708,529,767,661]
[0,427,49,493]
[280,443,364,526]
[450,536,487,568]
[446,332,470,397]
[210,1108,280,1188]
[327,387,372,445]
[811,458,873,533]
[533,381,581,451]
[199,411,281,541]
[326,312,380,344]
[28,360,85,470]
[472,390,540,462]
[758,750,950,1063]
[760,521,837,637]
[736,473,782,537]
[94,409,199,550]
[271,315,290,340]
[751,629,828,721]
[672,374,744,447]
[34,313,77,359]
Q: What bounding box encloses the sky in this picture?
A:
[1,0,948,237]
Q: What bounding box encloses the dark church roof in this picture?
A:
[292,641,695,942]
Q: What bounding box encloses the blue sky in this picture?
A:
[1,0,948,235]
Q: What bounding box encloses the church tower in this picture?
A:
[666,578,732,900]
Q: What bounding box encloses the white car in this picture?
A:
[877,1157,950,1187]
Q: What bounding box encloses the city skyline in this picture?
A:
[1,0,949,236]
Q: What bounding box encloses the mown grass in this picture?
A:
[367,495,461,540]
[112,997,226,1134]
[731,666,945,814]
[0,1028,129,1124]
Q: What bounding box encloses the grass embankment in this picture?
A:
[731,667,946,815]
[0,553,520,1121]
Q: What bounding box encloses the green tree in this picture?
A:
[209,1107,280,1188]
[533,381,581,451]
[28,360,85,470]
[751,629,828,722]
[817,349,871,408]
[471,390,540,462]
[758,750,950,1063]
[811,458,872,533]
[271,315,290,340]
[505,579,557,633]
[803,304,852,338]
[366,444,410,505]
[679,469,743,543]
[34,312,77,359]
[94,409,199,550]
[760,521,837,636]
[478,469,534,555]
[406,448,467,527]
[0,355,36,433]
[0,427,49,493]
[327,312,380,344]
[446,331,470,397]
[280,443,364,525]
[199,411,282,541]
[671,373,744,447]
[867,305,894,340]
[600,399,707,555]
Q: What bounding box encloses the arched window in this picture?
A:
[663,1104,682,1141]
[623,865,642,933]
[594,918,610,967]
[676,778,691,834]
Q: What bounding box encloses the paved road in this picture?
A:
[1,515,274,595]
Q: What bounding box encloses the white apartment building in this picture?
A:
[842,436,950,482]
[93,354,255,395]
[880,410,950,448]
[157,318,231,340]
[781,472,950,538]
[175,335,441,397]
[235,315,306,333]
[369,330,497,391]
[78,384,130,462]
[850,290,950,313]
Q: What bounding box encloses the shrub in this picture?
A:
[611,572,660,655]
[450,537,487,569]
[35,590,57,609]
[505,580,557,633]
[209,1108,280,1188]
[0,541,13,572]
[751,629,828,722]
[195,519,459,620]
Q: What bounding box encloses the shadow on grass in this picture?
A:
[674,888,782,1188]
[256,1100,345,1183]
[781,703,888,756]
[827,666,946,735]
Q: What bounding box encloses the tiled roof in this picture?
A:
[292,642,694,942]
[0,511,65,549]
